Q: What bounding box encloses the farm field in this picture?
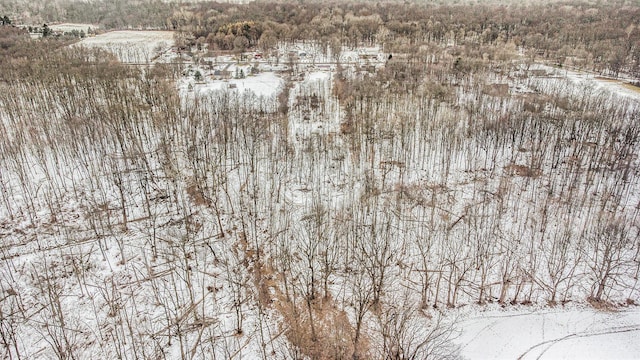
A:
[48,22,97,33]
[76,30,175,63]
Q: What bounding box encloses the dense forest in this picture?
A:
[4,0,640,75]
[1,1,640,359]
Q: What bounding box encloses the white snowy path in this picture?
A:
[456,306,640,359]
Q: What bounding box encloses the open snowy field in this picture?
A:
[49,23,97,33]
[456,306,640,359]
[76,30,174,63]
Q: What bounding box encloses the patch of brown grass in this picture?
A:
[246,245,367,360]
[587,297,619,312]
[505,164,542,177]
[275,295,363,360]
[236,227,371,360]
[622,82,640,94]
[186,182,211,206]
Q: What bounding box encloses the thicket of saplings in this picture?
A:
[1,4,640,360]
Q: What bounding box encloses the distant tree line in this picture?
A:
[1,0,176,29]
[167,0,640,77]
[6,0,640,76]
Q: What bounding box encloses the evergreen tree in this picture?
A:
[42,24,52,37]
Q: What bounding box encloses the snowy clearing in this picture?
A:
[76,30,174,63]
[456,306,640,359]
[532,64,640,100]
[193,72,284,98]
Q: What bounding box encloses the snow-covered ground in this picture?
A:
[288,70,337,142]
[192,72,283,98]
[531,64,640,100]
[76,30,174,63]
[3,37,640,358]
[176,48,640,358]
[456,305,640,359]
[49,23,97,33]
